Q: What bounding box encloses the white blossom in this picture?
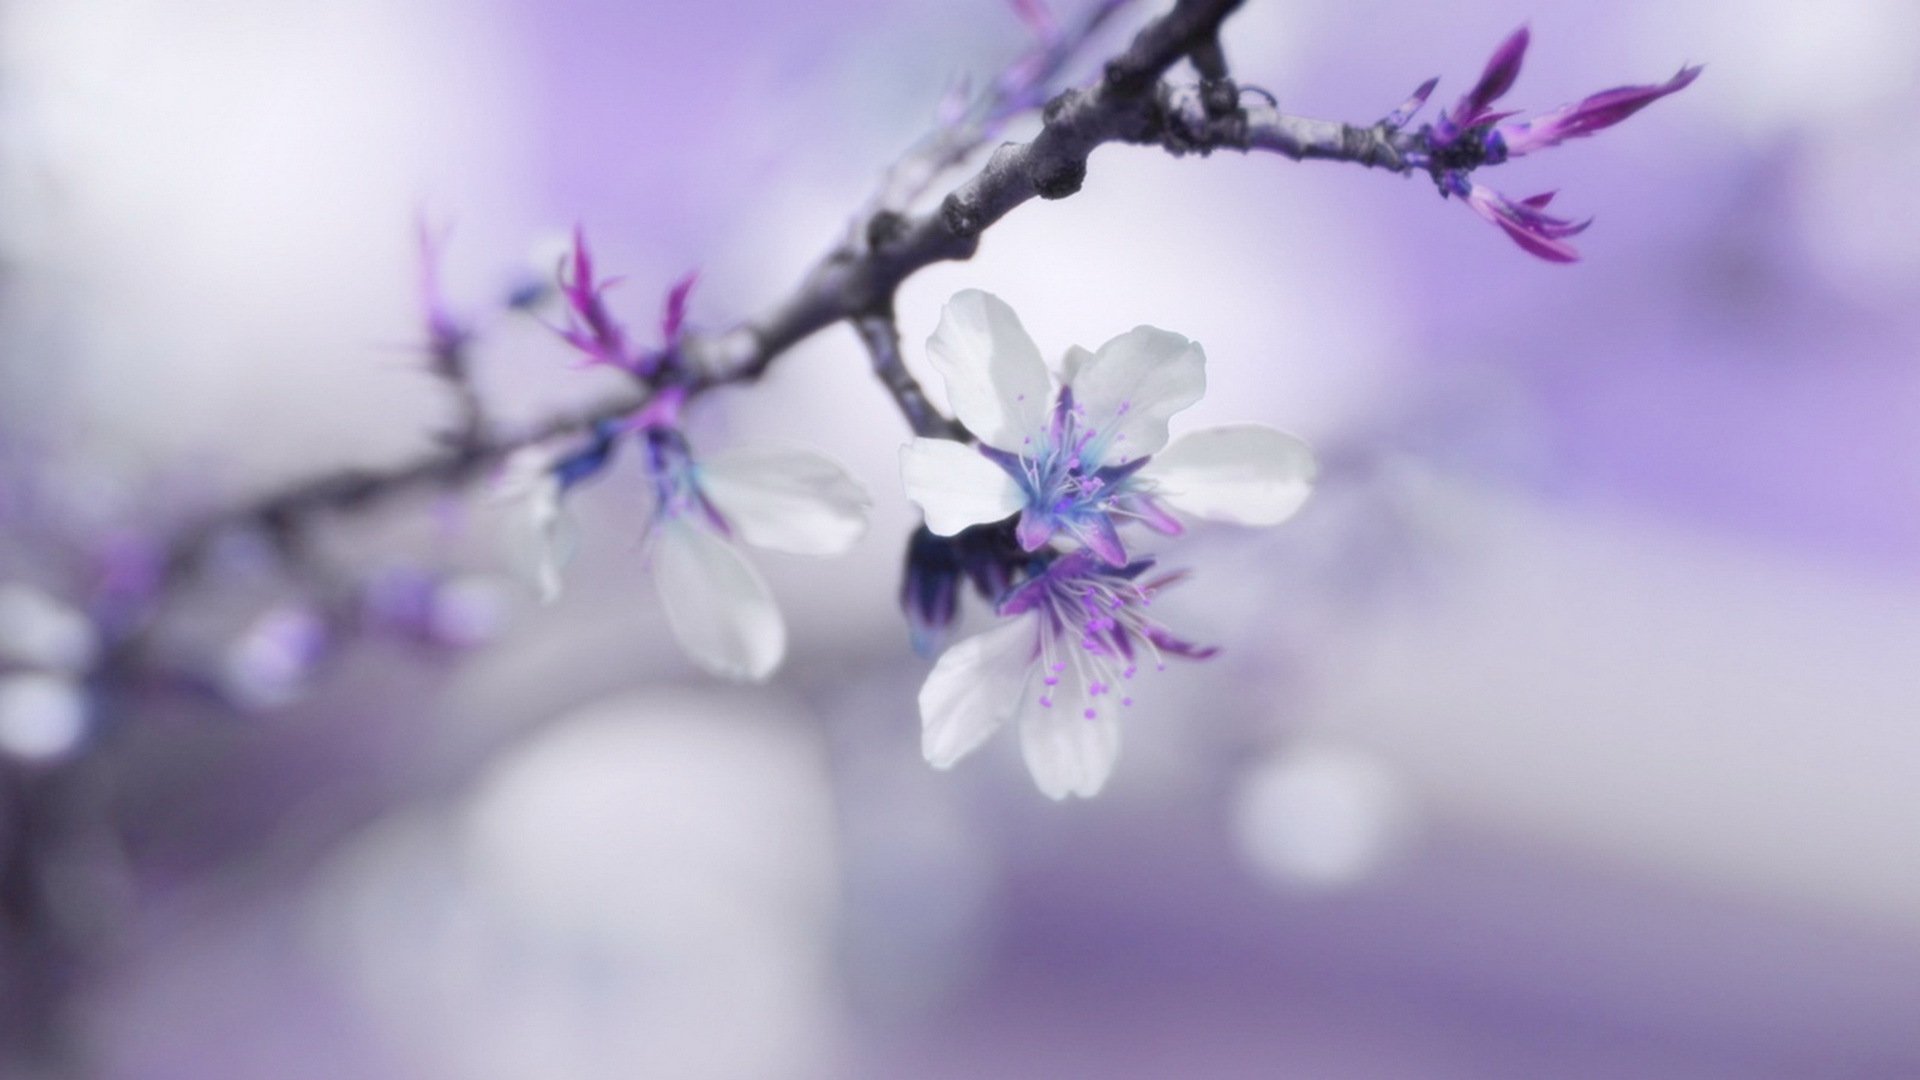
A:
[917,550,1213,800]
[500,423,870,683]
[901,290,1317,567]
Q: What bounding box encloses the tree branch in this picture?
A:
[851,307,964,441]
[135,0,1423,649]
[857,0,1142,231]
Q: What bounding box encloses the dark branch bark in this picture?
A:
[851,308,964,441]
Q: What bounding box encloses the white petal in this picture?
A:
[652,521,786,682]
[1058,344,1094,385]
[1017,676,1121,800]
[926,290,1051,452]
[699,444,872,556]
[899,438,1025,536]
[1139,423,1317,526]
[1069,326,1206,463]
[530,482,570,602]
[492,445,555,502]
[500,476,577,603]
[918,615,1036,769]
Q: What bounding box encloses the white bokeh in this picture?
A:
[1234,741,1418,891]
[0,672,90,763]
[310,688,844,1080]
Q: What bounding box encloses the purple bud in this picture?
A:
[1383,76,1439,129]
[1008,0,1059,45]
[1496,64,1702,157]
[91,529,164,629]
[900,522,1029,656]
[1127,494,1185,537]
[362,566,437,637]
[221,605,331,710]
[416,220,470,377]
[630,271,701,382]
[1072,513,1129,568]
[659,270,698,346]
[936,74,975,129]
[1144,625,1219,660]
[550,419,623,492]
[552,225,636,373]
[901,526,963,657]
[1447,25,1529,129]
[1418,32,1695,262]
[364,567,507,650]
[1462,183,1591,263]
[1015,508,1054,553]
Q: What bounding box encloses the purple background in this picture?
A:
[2,0,1917,1076]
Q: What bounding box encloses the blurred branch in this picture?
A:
[151,389,649,591]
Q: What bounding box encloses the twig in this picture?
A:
[851,307,964,441]
[130,0,1426,657]
[859,0,1143,230]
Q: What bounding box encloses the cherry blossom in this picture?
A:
[917,550,1213,800]
[900,290,1315,566]
[501,418,871,683]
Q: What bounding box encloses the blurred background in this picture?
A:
[2,0,1917,1076]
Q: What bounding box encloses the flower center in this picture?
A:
[992,388,1149,545]
[642,427,728,534]
[1002,552,1213,722]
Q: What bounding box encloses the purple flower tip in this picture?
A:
[1008,0,1059,44]
[1449,25,1529,129]
[415,220,468,371]
[901,526,963,657]
[1496,62,1703,157]
[1383,76,1440,129]
[661,270,698,343]
[552,226,637,374]
[1464,183,1591,263]
[900,522,1028,656]
[935,73,975,129]
[1419,30,1698,263]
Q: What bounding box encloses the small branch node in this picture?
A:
[1032,156,1088,199]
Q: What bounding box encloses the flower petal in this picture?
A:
[699,444,872,556]
[529,481,577,602]
[1139,423,1317,526]
[1017,675,1120,800]
[1498,64,1702,157]
[496,472,578,603]
[1463,184,1586,263]
[1450,25,1529,127]
[1064,512,1129,567]
[651,521,786,682]
[1058,344,1094,385]
[1068,326,1206,464]
[918,615,1035,769]
[926,290,1051,452]
[1383,76,1438,128]
[900,438,1025,536]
